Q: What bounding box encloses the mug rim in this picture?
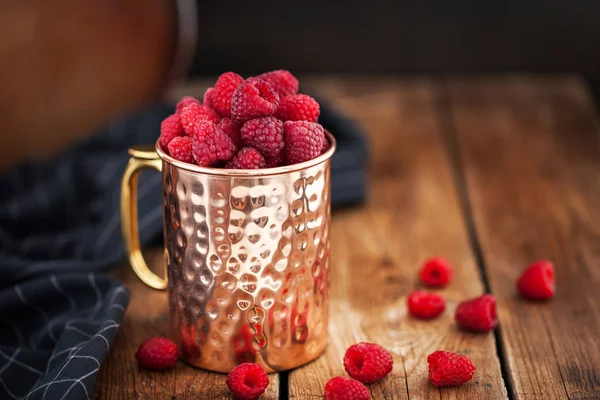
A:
[155,130,337,176]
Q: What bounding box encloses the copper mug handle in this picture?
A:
[120,146,167,290]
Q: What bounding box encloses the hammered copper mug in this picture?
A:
[120,132,335,373]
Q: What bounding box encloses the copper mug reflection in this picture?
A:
[120,132,335,373]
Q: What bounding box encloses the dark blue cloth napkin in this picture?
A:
[0,100,367,399]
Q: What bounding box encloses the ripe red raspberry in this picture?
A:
[322,137,330,153]
[203,87,214,107]
[407,291,446,319]
[175,96,200,115]
[218,117,243,147]
[343,342,393,383]
[265,153,284,168]
[240,117,284,157]
[517,260,555,300]
[167,136,194,164]
[427,350,475,387]
[135,337,179,370]
[192,120,237,166]
[226,147,267,169]
[212,72,245,117]
[420,257,453,287]
[324,376,369,400]
[275,94,320,122]
[455,294,497,332]
[283,121,325,164]
[180,102,220,134]
[231,78,280,122]
[226,363,269,400]
[159,114,184,149]
[256,69,299,97]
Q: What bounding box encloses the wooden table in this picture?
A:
[96,76,600,399]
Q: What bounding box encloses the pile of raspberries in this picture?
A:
[159,70,329,169]
[135,259,555,399]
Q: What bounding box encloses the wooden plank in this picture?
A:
[447,76,600,399]
[95,249,279,400]
[288,78,507,399]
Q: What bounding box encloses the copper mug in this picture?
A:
[120,133,335,373]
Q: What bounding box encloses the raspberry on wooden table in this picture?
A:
[212,72,245,117]
[275,94,320,122]
[517,260,555,300]
[180,102,220,134]
[420,257,453,287]
[324,376,370,400]
[159,114,184,149]
[226,147,267,169]
[427,350,475,387]
[256,69,299,97]
[192,120,237,166]
[407,291,446,319]
[283,121,325,164]
[231,78,280,121]
[218,117,243,147]
[343,342,393,383]
[167,136,194,163]
[455,294,498,332]
[202,87,214,108]
[175,96,200,115]
[226,363,269,400]
[240,117,284,157]
[135,337,179,370]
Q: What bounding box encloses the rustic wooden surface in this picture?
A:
[96,76,600,399]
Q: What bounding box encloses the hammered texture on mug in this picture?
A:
[163,162,331,373]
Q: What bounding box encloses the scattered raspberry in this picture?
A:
[275,94,320,122]
[167,136,194,163]
[324,376,370,400]
[427,350,475,387]
[407,291,446,319]
[343,342,393,383]
[192,120,237,166]
[218,118,243,147]
[160,114,184,149]
[203,87,215,108]
[256,69,299,97]
[283,121,325,164]
[455,294,498,332]
[212,72,245,117]
[420,257,453,287]
[240,117,284,157]
[517,260,555,300]
[265,153,284,168]
[135,337,179,370]
[226,147,267,169]
[180,102,220,134]
[226,363,269,400]
[231,78,280,121]
[175,96,200,115]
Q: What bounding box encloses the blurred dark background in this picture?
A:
[189,1,600,101]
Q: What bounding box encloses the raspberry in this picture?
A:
[455,294,498,332]
[167,136,194,164]
[212,72,245,117]
[256,69,299,98]
[420,257,453,287]
[231,78,280,121]
[517,260,555,300]
[407,291,446,319]
[175,96,200,115]
[135,337,179,370]
[226,147,266,169]
[427,351,476,387]
[265,153,284,168]
[203,87,214,107]
[275,94,320,122]
[322,137,330,153]
[226,363,269,400]
[180,102,220,134]
[192,120,237,166]
[218,118,243,147]
[324,377,369,400]
[283,121,325,164]
[159,114,184,149]
[240,117,284,157]
[343,342,393,383]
